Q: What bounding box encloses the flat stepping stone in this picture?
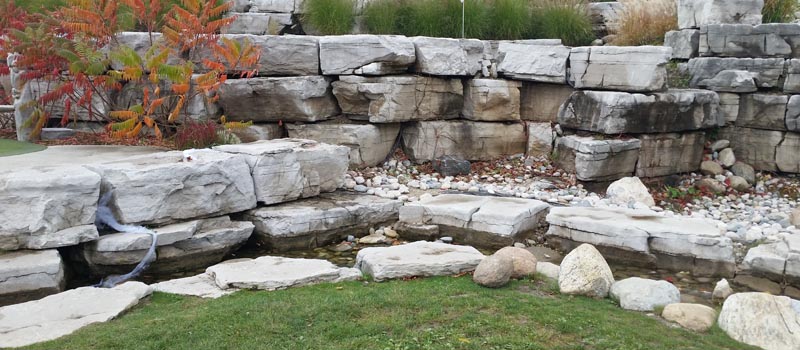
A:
[0,250,65,306]
[206,256,361,291]
[400,194,549,248]
[355,241,485,281]
[0,282,152,348]
[152,273,234,299]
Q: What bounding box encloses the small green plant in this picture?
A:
[665,185,698,200]
[530,0,595,46]
[666,61,691,88]
[302,0,355,35]
[763,0,799,23]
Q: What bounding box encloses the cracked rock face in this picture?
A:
[462,79,522,122]
[636,132,706,178]
[678,0,764,29]
[412,37,484,76]
[718,292,800,350]
[719,127,800,173]
[355,241,485,281]
[699,24,796,58]
[496,43,570,83]
[687,57,785,89]
[401,120,527,162]
[568,46,671,92]
[0,250,65,306]
[318,35,415,75]
[218,76,340,122]
[554,135,641,182]
[286,121,400,167]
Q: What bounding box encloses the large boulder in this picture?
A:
[223,12,294,35]
[219,35,319,75]
[526,122,555,157]
[218,76,339,122]
[355,241,485,281]
[0,250,65,306]
[662,303,717,332]
[401,121,527,162]
[784,94,800,131]
[494,246,538,279]
[318,35,415,75]
[497,43,570,83]
[85,149,256,225]
[558,244,615,298]
[412,37,484,76]
[699,24,795,58]
[462,79,521,121]
[605,177,655,207]
[717,292,800,350]
[664,29,700,59]
[206,256,361,290]
[242,192,401,251]
[472,254,513,288]
[568,46,671,92]
[610,277,681,311]
[286,121,400,167]
[678,0,764,29]
[554,135,640,182]
[737,93,788,131]
[697,70,758,93]
[718,92,740,123]
[784,59,800,93]
[547,207,736,276]
[0,166,100,250]
[718,127,796,172]
[399,194,550,248]
[557,90,723,134]
[687,58,785,89]
[635,132,705,178]
[0,282,152,348]
[214,139,349,205]
[520,82,574,122]
[332,75,463,123]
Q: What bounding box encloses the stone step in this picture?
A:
[569,46,672,92]
[355,241,485,281]
[554,135,641,182]
[206,256,361,290]
[742,235,800,287]
[0,250,65,306]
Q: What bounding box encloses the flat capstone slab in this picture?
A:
[355,241,485,281]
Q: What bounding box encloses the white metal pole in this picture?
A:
[461,0,465,38]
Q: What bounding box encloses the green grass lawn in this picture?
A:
[0,139,45,157]
[22,276,755,350]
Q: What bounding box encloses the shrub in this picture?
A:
[531,0,595,46]
[763,0,798,23]
[174,120,219,150]
[486,0,531,40]
[302,0,355,35]
[613,0,677,46]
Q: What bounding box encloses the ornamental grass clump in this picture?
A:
[302,0,356,35]
[762,0,799,23]
[613,0,678,46]
[530,0,595,46]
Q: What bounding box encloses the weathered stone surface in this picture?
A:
[736,94,788,131]
[731,161,756,184]
[462,79,521,121]
[472,254,513,288]
[662,303,717,332]
[558,90,722,134]
[699,24,798,58]
[697,70,757,93]
[0,165,100,250]
[219,76,339,122]
[588,1,623,35]
[718,92,740,123]
[333,75,463,123]
[0,250,64,306]
[520,83,573,122]
[432,156,471,176]
[719,148,736,168]
[555,135,640,182]
[610,277,680,311]
[718,292,800,350]
[152,273,233,299]
[400,194,550,248]
[678,0,764,29]
[220,35,319,75]
[494,246,538,279]
[742,240,788,280]
[214,139,349,205]
[207,256,361,290]
[401,121,526,162]
[526,122,555,157]
[231,124,285,143]
[784,59,800,93]
[223,12,293,35]
[74,216,253,275]
[713,278,734,300]
[700,160,724,176]
[537,261,560,280]
[687,58,785,88]
[547,207,736,276]
[776,133,800,173]
[718,127,785,172]
[497,43,570,83]
[569,46,671,92]
[242,192,401,251]
[412,37,483,76]
[606,177,655,207]
[785,94,800,131]
[319,35,415,75]
[0,282,152,348]
[558,244,614,298]
[231,0,295,13]
[355,241,485,281]
[665,29,700,59]
[635,132,705,178]
[286,121,399,167]
[86,149,256,225]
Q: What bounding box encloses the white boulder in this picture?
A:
[558,244,615,298]
[610,277,681,311]
[718,292,800,350]
[605,177,656,207]
[355,241,485,281]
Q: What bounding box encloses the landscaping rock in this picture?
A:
[0,250,64,306]
[718,127,785,172]
[526,123,555,157]
[710,140,730,152]
[605,177,656,207]
[558,90,722,134]
[784,59,800,93]
[569,46,671,92]
[610,277,681,311]
[717,292,800,350]
[333,75,463,123]
[554,135,640,182]
[219,76,339,122]
[497,43,570,83]
[230,124,285,143]
[223,12,293,35]
[401,121,526,162]
[678,0,764,29]
[0,166,100,250]
[221,34,319,76]
[687,58,785,88]
[785,94,800,131]
[537,262,560,280]
[729,176,750,192]
[473,254,513,288]
[243,192,401,251]
[207,256,361,290]
[231,0,294,13]
[355,241,485,281]
[696,178,726,194]
[432,156,471,177]
[718,148,736,168]
[286,121,400,167]
[742,240,788,280]
[697,70,757,93]
[462,79,521,121]
[635,132,705,178]
[412,37,483,76]
[664,29,700,59]
[662,303,717,332]
[700,160,724,176]
[699,24,795,58]
[494,246,538,279]
[737,94,788,131]
[558,244,614,298]
[0,282,152,348]
[520,83,574,122]
[152,273,233,299]
[400,194,550,248]
[214,139,349,205]
[718,93,740,123]
[318,35,415,75]
[713,278,734,300]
